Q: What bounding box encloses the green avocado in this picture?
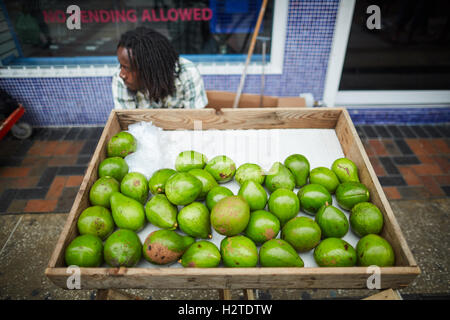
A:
[177,202,211,239]
[204,155,236,183]
[281,216,321,252]
[107,131,137,158]
[331,158,360,183]
[175,150,207,172]
[309,167,340,194]
[244,210,280,245]
[314,237,357,267]
[188,168,218,200]
[350,202,384,237]
[89,176,120,209]
[356,234,395,267]
[77,205,115,240]
[110,192,146,232]
[220,235,258,267]
[120,172,149,204]
[235,163,265,185]
[284,154,310,187]
[268,188,300,226]
[238,180,268,211]
[315,204,349,238]
[165,172,202,206]
[142,230,194,265]
[259,239,304,267]
[265,162,296,193]
[148,168,177,195]
[297,184,332,216]
[98,157,129,182]
[205,186,234,211]
[335,181,370,211]
[65,234,103,267]
[145,194,178,230]
[210,195,250,236]
[180,241,221,268]
[103,229,142,267]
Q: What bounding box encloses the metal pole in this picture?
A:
[232,0,269,109]
[261,40,265,107]
[257,36,270,107]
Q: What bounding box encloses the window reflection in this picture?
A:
[2,0,274,64]
[340,0,450,90]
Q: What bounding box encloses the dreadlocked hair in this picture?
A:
[118,27,180,102]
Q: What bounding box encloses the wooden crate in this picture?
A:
[45,108,420,290]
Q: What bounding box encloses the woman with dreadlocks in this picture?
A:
[112,27,208,109]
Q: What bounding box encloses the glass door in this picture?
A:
[325,0,450,107]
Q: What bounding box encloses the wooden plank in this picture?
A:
[116,108,215,130]
[206,90,279,109]
[46,266,419,290]
[363,289,402,300]
[205,92,306,109]
[46,111,121,269]
[334,110,419,268]
[206,92,306,110]
[219,289,255,300]
[219,289,233,300]
[277,97,306,108]
[219,108,339,129]
[244,289,255,300]
[116,108,341,131]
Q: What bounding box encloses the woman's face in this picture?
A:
[117,46,141,91]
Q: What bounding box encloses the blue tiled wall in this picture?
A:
[0,1,448,126]
[0,0,340,126]
[348,107,450,125]
[201,0,338,97]
[0,77,113,125]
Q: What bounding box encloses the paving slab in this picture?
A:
[0,214,21,253]
[0,213,221,300]
[0,198,448,300]
[389,198,450,295]
[0,213,94,300]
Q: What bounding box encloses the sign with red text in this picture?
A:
[43,8,213,24]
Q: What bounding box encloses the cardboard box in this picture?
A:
[205,90,306,110]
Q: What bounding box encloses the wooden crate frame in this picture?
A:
[46,108,420,290]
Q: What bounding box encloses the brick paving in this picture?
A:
[0,127,101,214]
[359,125,450,201]
[0,124,448,214]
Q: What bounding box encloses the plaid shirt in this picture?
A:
[112,57,208,109]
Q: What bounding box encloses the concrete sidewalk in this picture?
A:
[0,125,449,300]
[0,197,448,300]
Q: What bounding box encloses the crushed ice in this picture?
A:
[124,121,169,180]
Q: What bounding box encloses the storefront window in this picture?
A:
[339,0,450,90]
[1,0,275,66]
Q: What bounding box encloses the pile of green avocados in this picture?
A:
[65,130,395,269]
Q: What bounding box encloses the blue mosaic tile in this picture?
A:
[0,77,112,126]
[0,0,338,126]
[1,1,448,127]
[348,108,450,125]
